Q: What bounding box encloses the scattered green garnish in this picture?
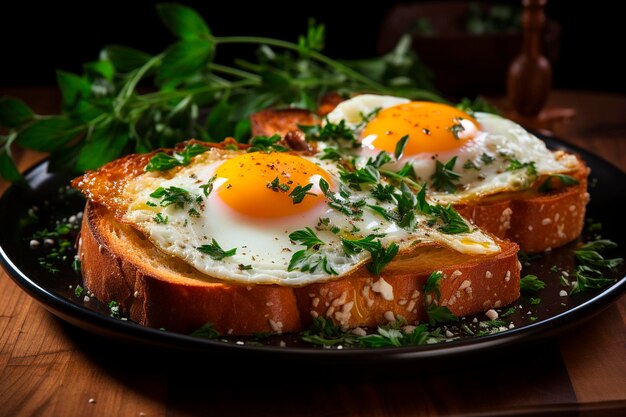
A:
[197,238,237,260]
[520,274,546,292]
[145,143,209,172]
[287,228,336,275]
[153,213,169,224]
[538,174,579,193]
[0,3,440,181]
[430,156,460,193]
[191,322,221,339]
[570,239,623,295]
[288,183,316,204]
[150,186,194,208]
[423,270,458,326]
[394,135,410,160]
[267,176,291,193]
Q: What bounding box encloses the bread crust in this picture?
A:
[249,107,589,252]
[79,202,520,335]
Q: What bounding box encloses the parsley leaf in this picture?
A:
[520,274,546,292]
[199,175,217,197]
[423,270,443,299]
[287,227,337,275]
[448,119,465,140]
[570,239,623,295]
[149,186,195,208]
[430,156,460,193]
[506,158,537,177]
[247,134,288,152]
[197,238,237,260]
[341,236,398,276]
[145,143,210,172]
[267,176,291,192]
[538,174,579,193]
[299,119,355,142]
[422,270,457,326]
[289,227,325,249]
[319,147,343,161]
[426,304,458,326]
[288,250,337,275]
[289,183,316,204]
[430,204,470,234]
[394,135,410,160]
[319,178,365,217]
[153,213,168,224]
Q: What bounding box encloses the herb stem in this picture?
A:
[379,169,421,189]
[134,80,259,105]
[208,63,261,81]
[214,36,387,92]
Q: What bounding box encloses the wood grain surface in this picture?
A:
[0,88,624,417]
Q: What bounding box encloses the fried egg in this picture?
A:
[326,95,580,203]
[120,149,499,286]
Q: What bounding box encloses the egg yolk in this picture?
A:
[215,152,331,219]
[362,102,479,156]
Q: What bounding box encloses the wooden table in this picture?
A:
[0,88,625,417]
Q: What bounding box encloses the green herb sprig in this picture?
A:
[0,3,441,182]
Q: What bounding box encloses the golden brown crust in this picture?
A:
[250,108,317,137]
[79,202,520,335]
[454,163,589,252]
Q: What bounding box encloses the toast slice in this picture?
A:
[79,201,520,335]
[250,107,589,253]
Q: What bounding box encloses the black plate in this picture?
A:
[1,136,625,364]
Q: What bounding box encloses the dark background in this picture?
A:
[0,0,623,95]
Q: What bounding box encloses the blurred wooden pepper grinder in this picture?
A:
[507,0,552,117]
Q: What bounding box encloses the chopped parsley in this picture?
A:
[319,147,343,161]
[74,285,84,298]
[299,119,355,142]
[197,239,237,260]
[108,300,121,318]
[506,158,537,176]
[538,174,579,193]
[463,160,480,170]
[150,186,195,209]
[519,274,546,292]
[288,183,316,204]
[199,175,217,197]
[267,176,291,193]
[423,270,458,326]
[480,153,495,164]
[448,119,465,140]
[287,228,337,275]
[247,134,288,152]
[319,178,365,217]
[289,227,324,249]
[187,208,200,218]
[430,156,460,193]
[570,239,623,295]
[145,143,210,172]
[341,236,398,276]
[153,213,169,224]
[394,135,410,160]
[300,317,436,348]
[430,204,471,234]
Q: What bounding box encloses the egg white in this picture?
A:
[325,95,580,203]
[120,148,499,286]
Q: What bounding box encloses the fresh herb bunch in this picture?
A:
[0,2,441,182]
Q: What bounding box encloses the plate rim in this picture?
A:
[1,136,625,362]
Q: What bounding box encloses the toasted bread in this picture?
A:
[79,201,520,335]
[250,107,589,252]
